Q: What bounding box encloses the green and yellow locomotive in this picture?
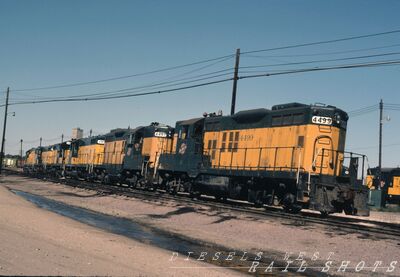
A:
[366,167,400,204]
[102,123,174,186]
[159,103,369,216]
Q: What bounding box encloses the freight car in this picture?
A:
[23,102,370,216]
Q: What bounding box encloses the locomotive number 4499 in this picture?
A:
[312,116,332,125]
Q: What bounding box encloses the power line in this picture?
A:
[241,29,400,55]
[11,29,400,94]
[2,77,235,107]
[238,61,400,75]
[243,43,400,59]
[350,109,379,117]
[240,51,400,70]
[385,107,400,111]
[12,54,235,92]
[238,59,400,81]
[384,103,400,108]
[349,109,379,117]
[7,70,234,103]
[10,69,234,101]
[3,58,400,108]
[21,139,40,144]
[348,104,379,114]
[347,104,379,117]
[10,57,234,101]
[347,142,400,151]
[42,136,63,142]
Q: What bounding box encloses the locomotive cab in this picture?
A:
[158,118,205,175]
[121,123,174,189]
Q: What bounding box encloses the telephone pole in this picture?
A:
[61,134,64,143]
[0,87,10,174]
[40,137,42,147]
[377,99,383,189]
[230,48,240,115]
[20,139,23,160]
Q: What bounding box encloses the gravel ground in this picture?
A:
[1,174,399,276]
[0,177,242,276]
[312,207,400,224]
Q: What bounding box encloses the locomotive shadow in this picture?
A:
[211,215,238,224]
[55,190,111,198]
[147,205,241,224]
[147,206,197,219]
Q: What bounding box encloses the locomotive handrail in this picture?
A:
[313,148,367,181]
[204,145,301,151]
[202,145,367,182]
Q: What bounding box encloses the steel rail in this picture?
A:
[6,169,400,239]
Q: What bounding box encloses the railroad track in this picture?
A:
[5,169,400,239]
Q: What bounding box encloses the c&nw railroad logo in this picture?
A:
[179,143,187,155]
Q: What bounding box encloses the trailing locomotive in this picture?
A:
[24,102,370,216]
[366,167,400,204]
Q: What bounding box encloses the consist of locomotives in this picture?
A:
[24,102,370,216]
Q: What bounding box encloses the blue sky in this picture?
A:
[0,0,399,167]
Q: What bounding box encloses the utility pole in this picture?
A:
[230,48,240,115]
[61,134,64,143]
[20,139,23,162]
[377,99,383,189]
[89,129,92,137]
[0,87,10,174]
[40,137,42,147]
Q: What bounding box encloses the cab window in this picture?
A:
[179,125,189,139]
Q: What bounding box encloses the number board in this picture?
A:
[312,116,332,125]
[154,131,167,138]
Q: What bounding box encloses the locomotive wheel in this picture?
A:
[129,175,138,188]
[167,180,178,195]
[215,195,227,202]
[185,182,196,198]
[99,173,106,184]
[189,188,201,199]
[168,186,178,195]
[104,175,111,185]
[251,190,264,208]
[320,211,329,218]
[344,201,357,215]
[128,180,137,189]
[282,193,301,213]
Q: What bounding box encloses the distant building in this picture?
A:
[72,128,83,139]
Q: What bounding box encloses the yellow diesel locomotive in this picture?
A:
[159,103,369,216]
[366,167,400,204]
